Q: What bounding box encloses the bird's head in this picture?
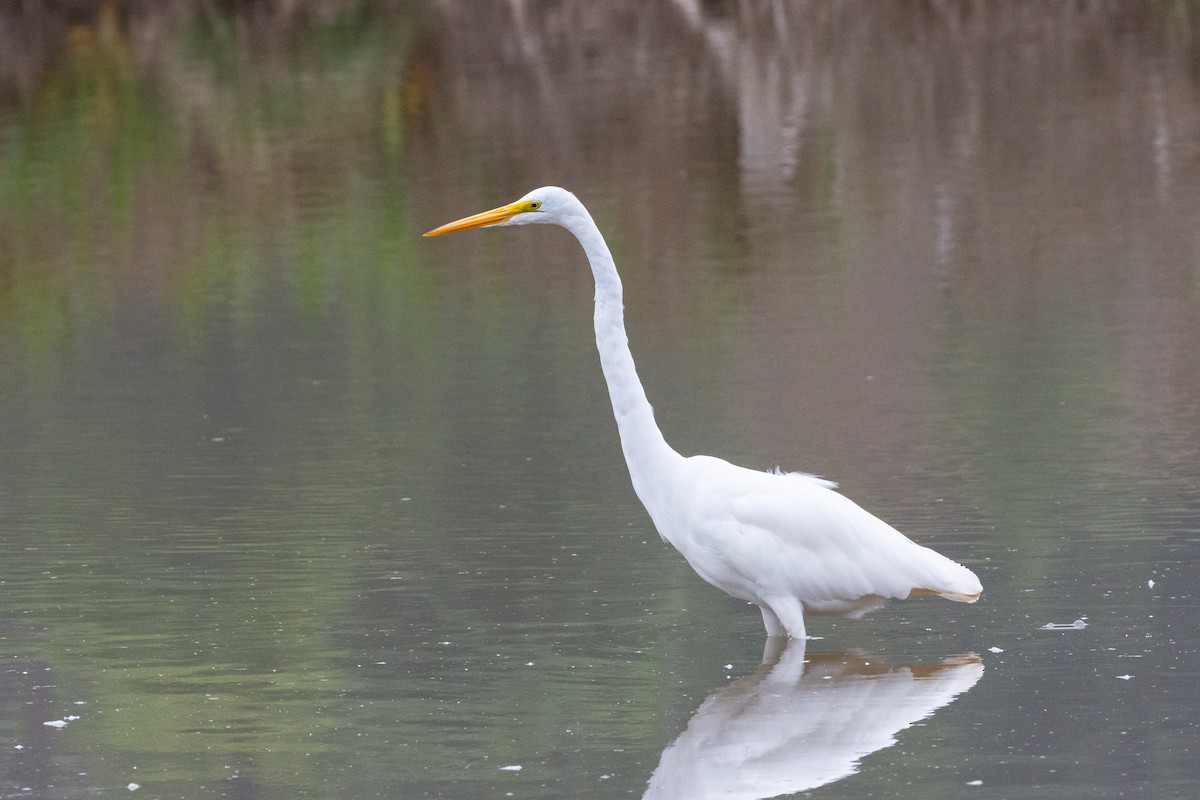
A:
[424,186,581,237]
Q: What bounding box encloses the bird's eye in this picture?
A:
[529,201,542,210]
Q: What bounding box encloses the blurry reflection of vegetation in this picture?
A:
[0,1,429,373]
[0,7,431,788]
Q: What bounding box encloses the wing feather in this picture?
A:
[671,457,980,611]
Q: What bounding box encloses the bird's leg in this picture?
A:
[758,603,786,637]
[763,596,807,640]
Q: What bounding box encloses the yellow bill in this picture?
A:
[423,200,528,237]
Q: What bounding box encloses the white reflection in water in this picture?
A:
[644,641,983,800]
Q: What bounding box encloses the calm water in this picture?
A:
[2,2,1199,798]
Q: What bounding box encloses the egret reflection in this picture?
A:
[643,641,983,799]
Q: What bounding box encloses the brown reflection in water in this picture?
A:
[411,0,1200,493]
[2,0,1198,490]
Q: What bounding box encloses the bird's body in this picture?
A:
[426,187,981,639]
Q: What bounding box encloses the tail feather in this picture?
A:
[938,589,981,603]
[908,557,982,604]
[909,587,980,603]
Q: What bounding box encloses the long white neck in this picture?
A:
[559,205,683,505]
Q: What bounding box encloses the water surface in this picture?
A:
[1,2,1199,798]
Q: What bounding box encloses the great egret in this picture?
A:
[425,187,981,639]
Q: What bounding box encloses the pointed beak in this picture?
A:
[423,201,525,237]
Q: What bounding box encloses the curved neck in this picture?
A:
[563,211,682,501]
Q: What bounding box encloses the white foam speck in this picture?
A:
[43,720,68,728]
[500,765,522,772]
[988,646,1004,653]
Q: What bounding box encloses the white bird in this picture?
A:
[425,187,981,639]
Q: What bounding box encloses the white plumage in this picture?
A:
[426,186,981,639]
